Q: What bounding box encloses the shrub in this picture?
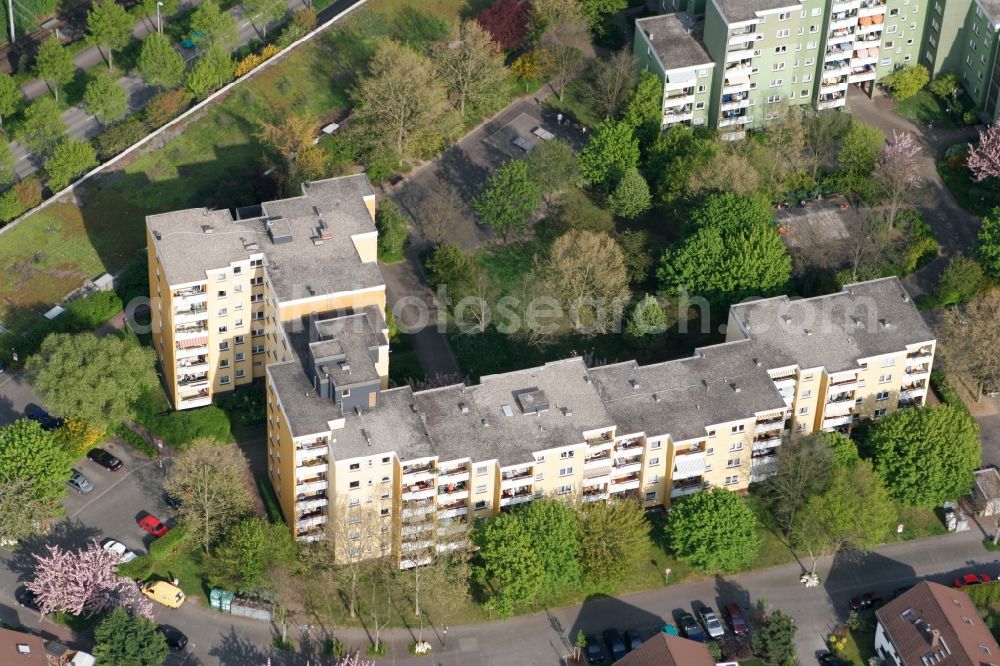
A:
[118,554,153,579]
[95,117,149,161]
[134,389,232,449]
[14,178,43,208]
[965,580,1000,606]
[65,290,122,328]
[883,65,930,102]
[216,386,265,425]
[0,188,28,222]
[145,89,192,128]
[234,53,264,78]
[149,523,189,559]
[113,424,157,457]
[258,478,284,524]
[375,200,408,262]
[930,371,972,418]
[259,43,280,60]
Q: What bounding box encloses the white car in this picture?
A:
[102,539,137,563]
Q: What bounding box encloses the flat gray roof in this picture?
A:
[282,305,387,388]
[333,386,436,461]
[729,277,934,373]
[635,14,713,70]
[267,361,336,438]
[713,0,800,23]
[590,339,786,442]
[147,175,383,303]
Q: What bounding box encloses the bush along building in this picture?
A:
[637,0,1000,138]
[147,177,936,569]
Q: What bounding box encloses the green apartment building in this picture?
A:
[637,0,1000,136]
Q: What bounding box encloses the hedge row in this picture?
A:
[118,524,191,580]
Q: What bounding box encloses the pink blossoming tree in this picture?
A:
[874,130,921,229]
[968,123,1000,183]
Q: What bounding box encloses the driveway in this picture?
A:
[0,371,44,427]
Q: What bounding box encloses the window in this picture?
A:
[730,425,744,434]
[235,352,245,362]
[776,29,789,38]
[235,335,245,345]
[252,344,265,354]
[219,359,230,368]
[234,318,243,328]
[234,299,243,310]
[801,389,812,398]
[876,391,890,401]
[802,73,812,82]
[559,466,573,477]
[697,84,706,93]
[217,326,228,335]
[217,308,228,317]
[878,374,893,384]
[650,440,662,450]
[774,45,787,54]
[804,57,814,66]
[534,473,543,481]
[698,68,708,78]
[556,485,572,495]
[874,408,888,417]
[727,457,741,468]
[706,447,714,455]
[219,375,230,385]
[382,456,391,464]
[798,407,809,415]
[772,62,786,71]
[349,515,360,525]
[476,465,488,476]
[216,274,226,282]
[474,500,487,510]
[349,480,360,489]
[725,475,739,485]
[809,24,818,33]
[217,291,226,298]
[855,397,864,404]
[801,89,808,97]
[649,457,660,466]
[475,484,487,493]
[730,442,743,451]
[704,464,713,472]
[644,491,657,501]
[881,357,896,367]
[695,101,705,110]
[560,450,574,459]
[802,374,814,381]
[885,40,896,49]
[380,508,390,517]
[342,389,351,398]
[349,462,360,471]
[235,369,245,379]
[778,11,790,20]
[708,430,716,438]
[796,422,806,432]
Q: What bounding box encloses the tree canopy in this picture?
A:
[473,158,542,239]
[20,96,67,158]
[869,404,981,507]
[83,70,128,126]
[0,72,21,131]
[45,139,98,191]
[138,33,187,90]
[525,138,580,202]
[657,193,791,305]
[185,45,234,98]
[579,119,639,188]
[882,64,930,102]
[26,332,157,428]
[93,606,169,666]
[191,0,239,50]
[206,517,295,593]
[608,166,651,219]
[434,19,506,118]
[472,510,545,618]
[576,499,649,590]
[752,610,797,666]
[666,488,761,573]
[0,419,68,504]
[519,500,581,593]
[34,36,75,102]
[837,121,884,201]
[87,0,134,70]
[937,290,1000,402]
[978,207,1000,279]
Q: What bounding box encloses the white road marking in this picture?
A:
[68,458,161,520]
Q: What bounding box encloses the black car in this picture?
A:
[623,630,643,652]
[584,634,603,664]
[157,625,188,650]
[678,611,705,642]
[87,448,123,472]
[164,491,183,510]
[818,652,845,665]
[849,592,883,611]
[15,586,39,611]
[603,628,626,660]
[24,404,63,431]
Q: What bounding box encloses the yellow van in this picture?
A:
[141,581,186,608]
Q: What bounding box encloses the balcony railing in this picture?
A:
[907,347,933,359]
[299,456,328,468]
[501,469,532,481]
[296,439,328,453]
[905,363,931,375]
[177,374,209,387]
[828,392,854,404]
[438,481,468,495]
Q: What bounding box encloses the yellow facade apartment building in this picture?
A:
[147,177,935,569]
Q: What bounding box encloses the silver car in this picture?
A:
[699,606,725,639]
[67,469,94,494]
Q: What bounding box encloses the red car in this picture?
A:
[954,573,991,588]
[138,514,169,538]
[725,603,749,636]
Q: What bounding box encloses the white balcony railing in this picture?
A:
[824,400,854,418]
[401,468,435,484]
[663,94,696,109]
[500,495,532,507]
[438,506,468,519]
[614,461,643,476]
[437,489,469,503]
[822,414,853,428]
[670,482,706,498]
[437,470,470,485]
[402,487,436,502]
[609,479,641,493]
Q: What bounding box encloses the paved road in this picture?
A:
[0,369,43,426]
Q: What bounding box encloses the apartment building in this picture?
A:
[145,175,384,410]
[262,274,933,568]
[636,0,924,138]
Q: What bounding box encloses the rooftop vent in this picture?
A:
[265,216,293,244]
[783,315,792,324]
[561,406,573,417]
[754,358,761,367]
[312,238,325,246]
[584,375,592,383]
[339,361,351,374]
[805,330,812,336]
[459,402,470,414]
[500,404,514,417]
[653,393,661,403]
[702,379,710,390]
[361,429,372,446]
[902,293,910,303]
[731,384,741,393]
[16,644,30,655]
[514,387,550,415]
[201,224,214,234]
[880,318,891,329]
[854,316,863,327]
[153,230,162,240]
[482,418,490,427]
[629,379,641,390]
[409,403,418,413]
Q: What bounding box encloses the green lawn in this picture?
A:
[894,90,955,128]
[938,152,1000,217]
[149,545,212,604]
[838,627,876,665]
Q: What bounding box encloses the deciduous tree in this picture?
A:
[0,477,55,544]
[44,138,98,190]
[525,138,579,204]
[191,0,239,50]
[0,140,14,185]
[0,72,21,131]
[27,541,153,618]
[529,0,584,36]
[540,229,630,332]
[837,121,883,202]
[644,124,717,208]
[138,33,186,90]
[87,0,134,70]
[967,123,1000,183]
[471,510,545,618]
[26,332,156,428]
[928,71,960,101]
[624,294,667,345]
[34,36,75,102]
[803,109,850,179]
[752,610,797,666]
[937,290,1000,402]
[587,49,636,120]
[666,488,760,573]
[243,0,286,36]
[93,606,169,666]
[520,500,581,594]
[882,64,929,102]
[434,19,506,118]
[83,71,127,127]
[622,69,662,147]
[206,517,295,593]
[935,255,984,306]
[476,0,528,50]
[869,404,981,507]
[0,419,69,505]
[576,499,649,590]
[185,45,233,98]
[608,165,650,219]
[164,441,254,552]
[578,0,627,34]
[657,193,791,305]
[19,96,67,158]
[473,158,542,240]
[353,40,450,157]
[761,433,837,538]
[875,130,921,229]
[687,150,760,198]
[140,0,179,25]
[538,15,589,102]
[375,200,409,261]
[425,243,478,303]
[53,418,104,461]
[579,119,638,188]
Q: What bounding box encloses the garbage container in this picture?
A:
[210,588,234,612]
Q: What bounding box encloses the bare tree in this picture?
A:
[539,16,590,102]
[433,20,507,118]
[844,213,891,282]
[415,183,466,245]
[967,122,1000,183]
[587,50,636,120]
[803,110,850,179]
[324,498,394,619]
[764,105,807,184]
[761,434,835,538]
[937,290,1000,402]
[874,130,921,229]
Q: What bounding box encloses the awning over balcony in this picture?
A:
[667,69,697,85]
[725,71,750,86]
[674,451,706,477]
[177,336,208,348]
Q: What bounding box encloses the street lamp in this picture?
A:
[156,1,164,35]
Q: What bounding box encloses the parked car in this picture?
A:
[603,629,626,660]
[954,573,991,588]
[157,625,188,650]
[623,630,643,652]
[163,491,183,510]
[818,652,845,665]
[24,404,63,431]
[15,586,39,611]
[849,592,883,611]
[141,581,185,608]
[584,634,603,664]
[678,612,705,642]
[699,606,725,638]
[102,539,137,563]
[725,602,749,636]
[87,448,122,472]
[67,469,94,494]
[661,624,679,636]
[138,514,169,538]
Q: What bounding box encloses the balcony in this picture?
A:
[821,79,848,95]
[177,373,209,388]
[402,463,436,484]
[829,375,860,392]
[403,481,436,502]
[175,324,209,341]
[296,529,325,543]
[750,456,778,482]
[818,94,846,110]
[720,130,747,141]
[752,436,781,453]
[582,489,609,503]
[401,501,435,520]
[907,346,933,359]
[848,66,877,83]
[726,48,756,63]
[500,489,533,507]
[830,14,858,30]
[827,29,855,45]
[719,113,752,128]
[297,457,328,477]
[296,511,327,529]
[670,478,706,498]
[856,21,884,35]
[438,504,469,519]
[614,455,643,476]
[174,306,208,325]
[905,362,931,376]
[437,487,469,503]
[178,394,211,409]
[852,48,879,66]
[673,448,706,480]
[720,92,750,112]
[173,287,208,305]
[296,494,328,511]
[500,469,533,490]
[663,93,696,109]
[825,400,854,418]
[401,539,434,553]
[822,414,853,429]
[663,109,694,126]
[824,59,851,76]
[616,438,643,452]
[176,356,209,373]
[438,469,470,485]
[728,28,757,45]
[296,476,327,495]
[899,388,927,402]
[609,477,641,493]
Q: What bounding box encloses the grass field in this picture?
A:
[893,90,954,128]
[938,152,1000,217]
[0,0,492,330]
